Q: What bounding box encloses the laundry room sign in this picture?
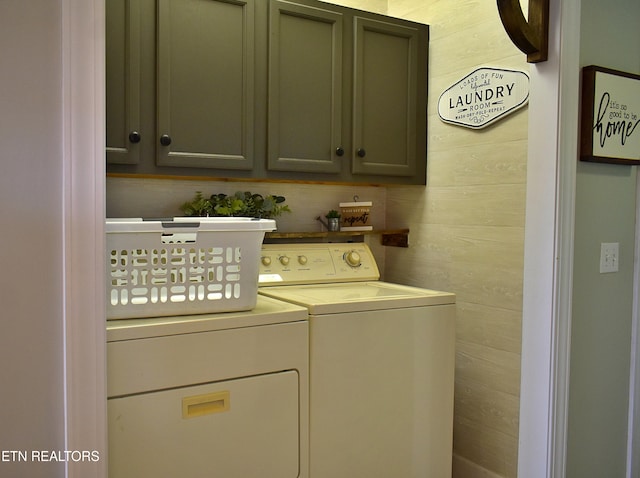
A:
[438,67,530,129]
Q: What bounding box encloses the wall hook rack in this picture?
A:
[497,0,549,63]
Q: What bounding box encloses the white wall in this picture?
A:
[0,2,66,477]
[566,0,640,476]
[0,2,107,477]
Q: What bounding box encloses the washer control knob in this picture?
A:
[344,250,362,267]
[279,255,290,266]
[261,256,272,267]
[298,255,308,265]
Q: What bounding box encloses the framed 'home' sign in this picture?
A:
[580,66,640,165]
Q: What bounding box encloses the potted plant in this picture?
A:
[325,209,341,231]
[180,191,291,218]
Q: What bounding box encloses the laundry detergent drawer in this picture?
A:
[108,371,300,478]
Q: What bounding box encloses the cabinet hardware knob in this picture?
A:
[128,131,141,143]
[160,134,172,146]
[357,148,366,158]
[335,147,345,157]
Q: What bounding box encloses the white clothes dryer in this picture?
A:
[106,295,309,478]
[259,243,456,478]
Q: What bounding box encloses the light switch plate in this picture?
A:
[600,242,619,273]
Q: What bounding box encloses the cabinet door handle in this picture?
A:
[335,147,345,157]
[160,134,172,146]
[356,148,366,158]
[128,131,141,143]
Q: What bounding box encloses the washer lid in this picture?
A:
[259,281,455,315]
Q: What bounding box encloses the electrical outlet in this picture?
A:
[600,242,619,273]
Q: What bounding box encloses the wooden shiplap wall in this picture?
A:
[381,1,528,477]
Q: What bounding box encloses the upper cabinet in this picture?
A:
[268,0,428,183]
[107,0,256,171]
[106,0,141,165]
[106,0,429,185]
[351,16,424,178]
[156,0,255,170]
[267,1,344,174]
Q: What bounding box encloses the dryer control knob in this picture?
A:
[298,255,308,265]
[279,255,290,266]
[261,256,272,266]
[344,250,361,267]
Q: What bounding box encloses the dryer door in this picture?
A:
[108,371,300,478]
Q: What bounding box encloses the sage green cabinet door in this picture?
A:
[266,0,427,184]
[106,0,141,165]
[267,0,343,173]
[156,0,255,170]
[352,16,425,178]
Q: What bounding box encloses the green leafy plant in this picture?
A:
[325,209,341,218]
[180,191,291,218]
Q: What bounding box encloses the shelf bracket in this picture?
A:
[497,0,549,63]
[381,232,409,248]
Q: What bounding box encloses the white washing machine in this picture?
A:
[258,243,456,478]
[106,295,309,478]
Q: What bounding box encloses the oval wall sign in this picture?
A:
[437,67,530,129]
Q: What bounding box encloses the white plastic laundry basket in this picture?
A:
[106,217,276,319]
